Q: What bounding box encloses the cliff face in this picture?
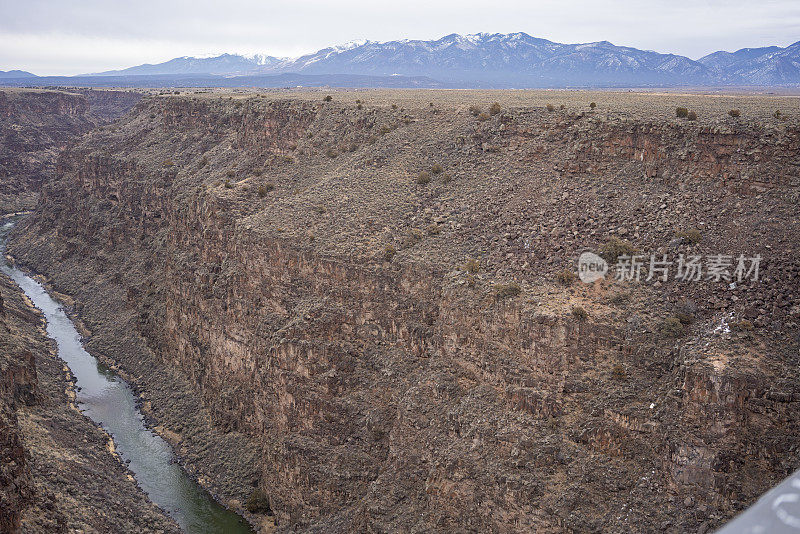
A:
[10,93,800,532]
[67,88,144,122]
[0,259,179,533]
[0,89,142,214]
[0,276,36,533]
[518,116,800,190]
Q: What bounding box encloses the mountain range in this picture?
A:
[3,33,799,87]
[0,70,36,79]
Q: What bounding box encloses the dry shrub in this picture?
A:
[611,364,627,380]
[600,237,636,263]
[426,223,441,235]
[464,258,480,273]
[571,306,588,320]
[257,183,274,198]
[556,269,577,286]
[246,489,272,515]
[676,228,702,244]
[660,316,685,337]
[494,282,521,299]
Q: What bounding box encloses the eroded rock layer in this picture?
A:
[10,92,800,532]
[0,267,179,533]
[0,88,141,213]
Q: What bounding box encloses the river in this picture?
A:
[1,218,254,534]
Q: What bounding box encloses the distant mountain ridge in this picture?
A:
[0,70,36,79]
[698,41,800,85]
[4,34,800,87]
[88,53,284,76]
[266,33,716,86]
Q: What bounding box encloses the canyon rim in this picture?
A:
[1,86,798,532]
[2,3,800,531]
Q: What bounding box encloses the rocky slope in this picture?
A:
[0,88,141,213]
[9,90,800,532]
[0,247,179,533]
[0,270,36,533]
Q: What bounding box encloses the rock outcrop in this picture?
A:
[0,88,141,213]
[9,92,800,532]
[0,242,178,533]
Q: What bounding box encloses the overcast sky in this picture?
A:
[1,0,798,75]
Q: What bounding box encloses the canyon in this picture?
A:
[0,219,180,533]
[2,88,800,532]
[0,88,141,213]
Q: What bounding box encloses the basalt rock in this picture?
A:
[0,275,38,533]
[9,92,800,532]
[0,88,141,214]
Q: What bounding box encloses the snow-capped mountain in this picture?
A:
[50,34,800,87]
[699,41,800,85]
[89,53,283,76]
[263,33,716,86]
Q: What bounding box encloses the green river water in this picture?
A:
[1,219,254,533]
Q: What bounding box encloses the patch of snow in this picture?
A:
[713,312,734,335]
[332,39,371,52]
[464,33,489,45]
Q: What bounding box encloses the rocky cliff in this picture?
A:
[0,88,142,214]
[9,91,800,532]
[0,227,178,533]
[0,272,36,532]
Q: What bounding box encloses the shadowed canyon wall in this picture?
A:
[0,88,142,214]
[9,94,800,532]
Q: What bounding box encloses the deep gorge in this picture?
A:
[5,90,800,532]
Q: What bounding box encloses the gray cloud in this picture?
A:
[1,0,798,75]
